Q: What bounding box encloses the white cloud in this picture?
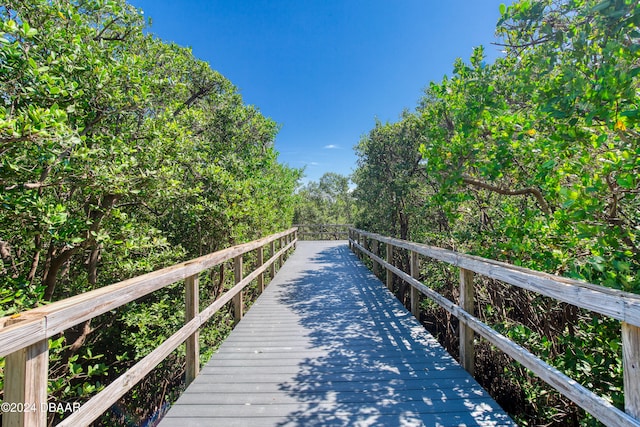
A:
[296,160,319,166]
[323,144,339,149]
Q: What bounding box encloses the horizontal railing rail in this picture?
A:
[294,224,352,240]
[349,228,640,427]
[0,227,298,427]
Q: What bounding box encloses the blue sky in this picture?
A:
[129,0,509,185]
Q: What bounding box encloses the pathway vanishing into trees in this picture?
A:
[158,241,515,426]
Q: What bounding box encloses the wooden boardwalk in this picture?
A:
[158,241,516,427]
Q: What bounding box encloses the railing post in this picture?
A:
[270,240,276,278]
[353,230,357,255]
[459,268,475,376]
[410,251,420,319]
[278,237,284,267]
[386,243,393,291]
[283,235,288,261]
[293,230,298,249]
[185,274,199,386]
[233,255,243,322]
[257,245,265,293]
[4,338,48,427]
[348,229,352,250]
[352,230,356,254]
[364,236,370,261]
[623,322,640,419]
[372,240,380,277]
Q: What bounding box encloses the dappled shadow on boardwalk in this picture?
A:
[274,243,514,427]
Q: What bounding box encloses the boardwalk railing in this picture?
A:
[294,224,351,240]
[0,228,298,427]
[349,228,640,427]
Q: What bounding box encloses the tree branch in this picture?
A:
[115,200,165,217]
[491,37,551,49]
[80,112,104,136]
[461,175,551,215]
[4,182,56,191]
[173,82,218,117]
[1,135,33,144]
[93,18,118,41]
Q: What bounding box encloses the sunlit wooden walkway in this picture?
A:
[158,241,515,427]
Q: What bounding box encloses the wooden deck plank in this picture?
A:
[158,241,516,427]
[170,388,490,404]
[162,403,511,420]
[180,378,488,395]
[159,414,514,427]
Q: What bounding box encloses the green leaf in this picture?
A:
[591,0,612,13]
[616,174,635,189]
[619,109,639,118]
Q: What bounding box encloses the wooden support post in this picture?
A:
[348,229,352,250]
[459,268,475,376]
[351,230,355,253]
[410,251,420,319]
[257,246,264,293]
[278,237,284,267]
[372,241,380,277]
[386,243,394,291]
[364,237,370,263]
[623,322,640,420]
[282,235,288,262]
[270,240,276,278]
[233,255,243,322]
[352,230,357,255]
[185,274,199,386]
[353,230,357,252]
[4,339,48,427]
[293,230,298,249]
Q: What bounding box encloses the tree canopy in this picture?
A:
[293,172,355,226]
[352,0,639,425]
[1,0,300,423]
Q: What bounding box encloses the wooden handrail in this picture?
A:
[0,228,298,427]
[349,228,640,427]
[294,224,352,240]
[294,223,353,227]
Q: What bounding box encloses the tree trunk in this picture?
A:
[26,234,41,285]
[66,319,92,355]
[43,194,118,301]
[87,244,101,287]
[43,247,78,300]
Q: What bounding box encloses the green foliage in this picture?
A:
[0,0,300,424]
[353,0,639,425]
[353,113,433,241]
[293,172,355,225]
